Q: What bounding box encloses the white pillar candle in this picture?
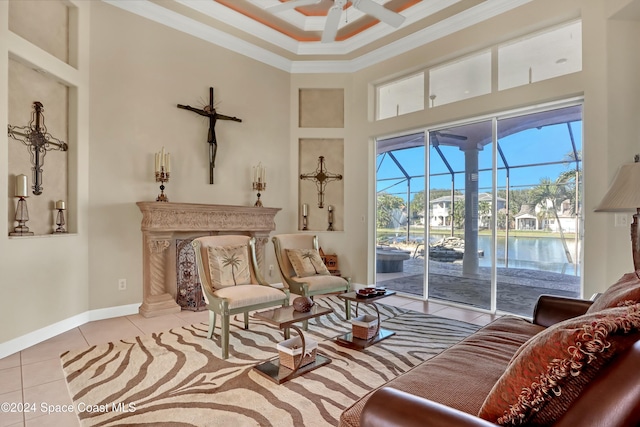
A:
[165,153,171,173]
[55,200,65,210]
[155,153,160,172]
[302,203,308,216]
[161,147,166,169]
[15,174,28,197]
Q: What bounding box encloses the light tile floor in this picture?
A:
[0,295,498,427]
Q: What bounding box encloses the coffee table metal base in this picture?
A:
[336,328,395,349]
[253,354,331,384]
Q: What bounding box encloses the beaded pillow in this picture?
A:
[478,303,640,426]
[286,249,331,278]
[207,245,251,289]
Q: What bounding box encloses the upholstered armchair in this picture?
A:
[272,234,351,328]
[192,235,290,359]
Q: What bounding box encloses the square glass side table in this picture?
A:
[252,304,333,384]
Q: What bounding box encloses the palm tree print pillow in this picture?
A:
[207,245,252,289]
[286,249,331,278]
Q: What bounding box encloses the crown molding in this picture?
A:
[103,0,293,72]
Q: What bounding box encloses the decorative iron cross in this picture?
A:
[177,87,242,184]
[300,156,342,208]
[8,101,68,195]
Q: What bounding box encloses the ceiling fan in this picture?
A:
[267,0,406,43]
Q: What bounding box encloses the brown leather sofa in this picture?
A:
[339,281,640,427]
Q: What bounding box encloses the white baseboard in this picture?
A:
[0,303,140,360]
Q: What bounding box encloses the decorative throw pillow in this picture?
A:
[478,303,640,426]
[207,245,251,289]
[286,249,331,278]
[587,271,640,313]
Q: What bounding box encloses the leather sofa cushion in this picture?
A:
[339,316,544,427]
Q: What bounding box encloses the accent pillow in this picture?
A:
[587,271,640,313]
[478,303,640,426]
[286,249,331,278]
[207,245,252,289]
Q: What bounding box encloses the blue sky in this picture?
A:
[377,120,582,202]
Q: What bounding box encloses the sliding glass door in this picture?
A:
[375,133,426,299]
[375,103,583,317]
[427,120,493,310]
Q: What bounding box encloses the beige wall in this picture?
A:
[0,0,90,348]
[1,0,639,355]
[87,1,292,310]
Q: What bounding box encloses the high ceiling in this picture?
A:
[105,0,533,72]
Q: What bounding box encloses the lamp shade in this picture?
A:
[594,162,640,212]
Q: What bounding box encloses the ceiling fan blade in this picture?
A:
[321,5,343,43]
[267,0,321,13]
[353,0,406,27]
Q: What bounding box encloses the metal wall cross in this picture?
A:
[7,101,68,195]
[177,87,242,184]
[300,156,343,208]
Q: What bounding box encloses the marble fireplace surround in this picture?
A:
[136,202,281,318]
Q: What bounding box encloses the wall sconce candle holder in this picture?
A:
[155,148,170,202]
[252,162,266,207]
[54,200,67,233]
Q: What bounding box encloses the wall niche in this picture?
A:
[7,0,71,236]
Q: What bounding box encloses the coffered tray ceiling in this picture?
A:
[104,0,533,72]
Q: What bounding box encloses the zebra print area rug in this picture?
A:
[60,296,480,426]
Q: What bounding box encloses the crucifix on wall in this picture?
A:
[300,156,343,208]
[177,87,242,184]
[7,101,68,195]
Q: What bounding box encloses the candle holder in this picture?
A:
[253,181,265,207]
[252,162,266,207]
[55,200,67,233]
[155,168,170,202]
[302,203,308,230]
[327,205,334,231]
[154,148,171,202]
[9,196,34,236]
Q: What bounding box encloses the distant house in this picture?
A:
[545,199,579,233]
[515,200,578,232]
[514,204,538,230]
[429,193,506,228]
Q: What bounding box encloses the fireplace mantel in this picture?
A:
[136,202,281,317]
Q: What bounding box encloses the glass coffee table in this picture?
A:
[336,290,396,349]
[252,304,333,384]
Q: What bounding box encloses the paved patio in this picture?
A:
[376,258,581,317]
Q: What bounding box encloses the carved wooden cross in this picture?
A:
[300,156,342,208]
[7,101,68,195]
[177,87,242,184]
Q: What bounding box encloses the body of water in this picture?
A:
[430,234,581,276]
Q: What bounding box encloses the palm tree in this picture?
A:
[301,250,320,274]
[530,177,573,263]
[222,253,242,285]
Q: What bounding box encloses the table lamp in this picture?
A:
[595,155,640,270]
